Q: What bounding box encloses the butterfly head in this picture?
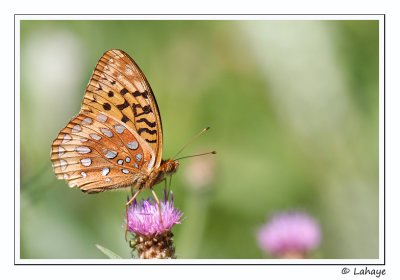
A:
[161,159,180,176]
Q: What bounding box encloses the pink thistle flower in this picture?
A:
[126,191,183,259]
[257,211,321,258]
[127,191,183,237]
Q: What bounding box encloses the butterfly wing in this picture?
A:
[51,112,155,193]
[81,49,163,167]
[82,50,162,167]
[51,49,163,193]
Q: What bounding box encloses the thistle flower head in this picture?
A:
[126,191,183,259]
[127,191,183,237]
[257,211,321,258]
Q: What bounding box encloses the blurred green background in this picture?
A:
[20,20,379,259]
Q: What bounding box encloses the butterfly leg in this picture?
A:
[160,178,169,200]
[160,173,172,200]
[125,189,142,241]
[163,177,167,191]
[151,188,164,226]
[159,178,167,201]
[126,189,141,207]
[167,175,173,200]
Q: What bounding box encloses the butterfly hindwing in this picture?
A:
[51,111,156,193]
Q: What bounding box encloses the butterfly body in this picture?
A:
[51,49,178,194]
[139,159,179,190]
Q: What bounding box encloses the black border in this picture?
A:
[14,14,386,266]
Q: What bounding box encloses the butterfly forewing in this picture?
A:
[51,49,163,193]
[81,49,163,165]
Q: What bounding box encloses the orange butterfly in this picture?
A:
[51,49,179,203]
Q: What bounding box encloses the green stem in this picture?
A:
[176,191,210,258]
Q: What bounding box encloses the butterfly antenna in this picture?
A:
[175,151,216,161]
[172,127,210,159]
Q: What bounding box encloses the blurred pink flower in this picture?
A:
[257,211,321,258]
[184,156,215,190]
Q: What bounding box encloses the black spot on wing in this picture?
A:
[116,100,130,110]
[91,95,98,103]
[133,90,148,99]
[120,88,129,95]
[137,118,156,127]
[138,127,157,135]
[121,114,129,123]
[145,138,157,143]
[132,104,152,117]
[132,104,141,117]
[103,103,111,110]
[142,105,152,113]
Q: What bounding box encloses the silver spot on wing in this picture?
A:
[62,134,72,143]
[75,146,91,154]
[114,124,126,134]
[59,159,68,171]
[72,124,82,133]
[97,113,108,123]
[127,141,139,150]
[80,158,92,167]
[104,150,117,159]
[82,117,93,125]
[101,128,113,138]
[102,167,110,176]
[89,133,101,141]
[58,146,65,157]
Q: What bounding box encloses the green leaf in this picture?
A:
[95,244,123,259]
